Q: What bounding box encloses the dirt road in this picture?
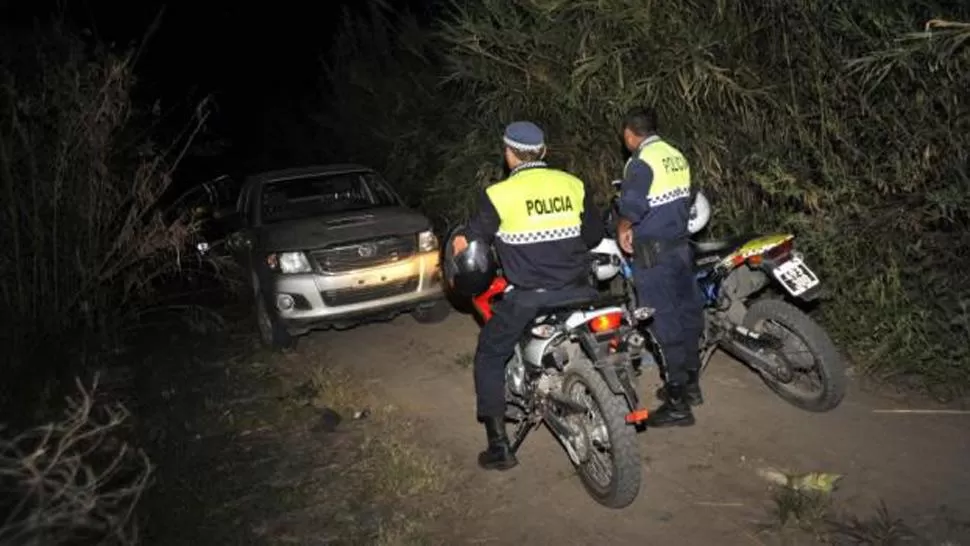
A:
[304,310,970,545]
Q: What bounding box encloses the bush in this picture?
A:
[0,20,226,412]
[319,2,970,392]
[0,377,150,546]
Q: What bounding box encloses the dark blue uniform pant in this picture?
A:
[474,285,598,419]
[632,245,705,386]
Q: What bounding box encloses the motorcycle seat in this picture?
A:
[535,293,628,318]
[690,234,757,260]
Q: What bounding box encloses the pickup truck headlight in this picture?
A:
[418,230,438,252]
[267,251,313,274]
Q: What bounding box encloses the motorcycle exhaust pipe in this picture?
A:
[547,392,588,414]
[544,411,578,443]
[719,338,785,379]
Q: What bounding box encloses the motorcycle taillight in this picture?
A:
[750,239,795,267]
[588,312,623,334]
[763,239,794,261]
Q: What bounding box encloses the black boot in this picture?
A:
[477,416,518,471]
[655,369,704,406]
[646,383,696,428]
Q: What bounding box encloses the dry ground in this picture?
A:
[137,305,970,546]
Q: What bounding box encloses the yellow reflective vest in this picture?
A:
[620,136,693,241]
[482,163,593,289]
[624,136,691,208]
[487,166,587,245]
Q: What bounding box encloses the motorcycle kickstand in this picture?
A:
[509,415,541,455]
[699,344,718,376]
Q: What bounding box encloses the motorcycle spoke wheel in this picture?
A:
[560,361,641,509]
[761,321,823,388]
[742,299,846,412]
[566,382,613,488]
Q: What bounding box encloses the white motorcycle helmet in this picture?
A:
[611,180,711,235]
[590,237,624,281]
[688,190,711,235]
[590,186,711,282]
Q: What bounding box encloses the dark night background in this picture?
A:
[0,0,438,186]
[2,0,969,401]
[1,0,969,542]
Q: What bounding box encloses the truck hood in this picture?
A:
[255,206,431,252]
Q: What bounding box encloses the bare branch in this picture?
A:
[0,378,152,546]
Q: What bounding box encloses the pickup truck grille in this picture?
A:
[321,275,420,307]
[310,236,417,274]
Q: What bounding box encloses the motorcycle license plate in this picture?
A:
[771,256,820,297]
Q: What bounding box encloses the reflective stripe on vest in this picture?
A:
[486,167,586,246]
[624,136,691,207]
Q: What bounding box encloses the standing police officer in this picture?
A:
[615,107,705,428]
[452,121,605,470]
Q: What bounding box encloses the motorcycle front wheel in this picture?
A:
[561,361,641,509]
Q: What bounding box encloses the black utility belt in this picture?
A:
[632,238,688,269]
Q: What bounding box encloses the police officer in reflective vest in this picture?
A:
[452,121,605,470]
[615,107,706,428]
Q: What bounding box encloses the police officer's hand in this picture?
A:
[617,218,634,254]
[452,235,468,256]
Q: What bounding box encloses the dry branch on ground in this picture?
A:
[0,377,151,546]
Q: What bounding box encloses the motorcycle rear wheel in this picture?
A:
[561,361,641,509]
[742,299,846,412]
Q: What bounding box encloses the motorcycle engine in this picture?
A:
[506,356,527,397]
[536,373,561,396]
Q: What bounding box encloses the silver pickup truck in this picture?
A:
[221,164,450,349]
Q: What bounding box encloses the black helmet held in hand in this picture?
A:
[442,225,498,298]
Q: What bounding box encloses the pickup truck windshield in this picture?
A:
[260,171,399,224]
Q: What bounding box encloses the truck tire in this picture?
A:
[411,300,452,324]
[255,289,296,351]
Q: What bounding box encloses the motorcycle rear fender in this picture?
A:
[717,233,796,270]
[594,352,640,409]
[720,267,770,319]
[574,329,640,409]
[723,259,823,309]
[520,305,630,369]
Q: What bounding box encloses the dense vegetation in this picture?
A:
[0,21,223,413]
[319,0,970,392]
[0,21,226,543]
[0,2,965,542]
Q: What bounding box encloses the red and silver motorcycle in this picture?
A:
[449,229,653,509]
